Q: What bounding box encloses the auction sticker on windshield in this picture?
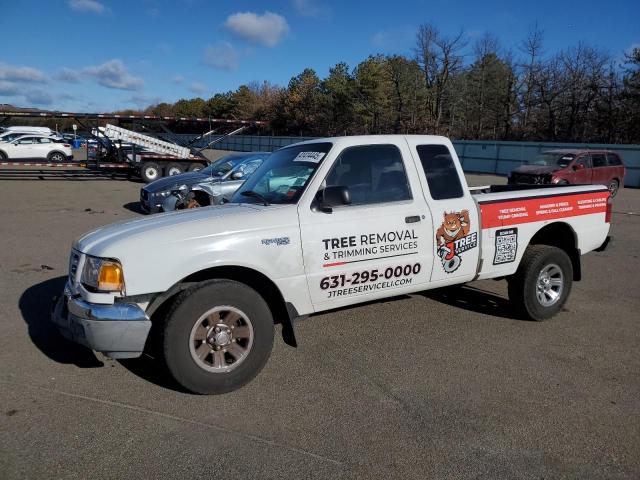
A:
[293,151,326,163]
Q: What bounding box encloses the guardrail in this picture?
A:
[171,134,640,187]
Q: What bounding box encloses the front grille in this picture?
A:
[68,251,80,285]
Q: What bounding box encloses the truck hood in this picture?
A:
[511,165,559,175]
[74,203,286,257]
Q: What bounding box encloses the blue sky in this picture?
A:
[0,0,638,113]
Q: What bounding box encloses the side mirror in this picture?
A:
[231,171,244,180]
[317,185,351,212]
[573,163,584,171]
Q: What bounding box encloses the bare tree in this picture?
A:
[415,23,466,132]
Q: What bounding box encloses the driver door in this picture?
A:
[298,140,433,311]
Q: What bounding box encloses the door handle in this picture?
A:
[405,215,421,224]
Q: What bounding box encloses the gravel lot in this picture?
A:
[0,168,638,479]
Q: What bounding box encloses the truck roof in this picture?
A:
[287,134,452,147]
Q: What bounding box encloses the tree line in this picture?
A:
[139,24,640,144]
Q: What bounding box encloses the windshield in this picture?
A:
[201,155,248,177]
[231,142,333,205]
[527,152,575,168]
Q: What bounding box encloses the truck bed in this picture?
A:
[471,183,609,229]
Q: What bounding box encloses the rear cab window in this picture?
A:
[415,144,463,200]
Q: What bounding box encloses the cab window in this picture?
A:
[416,144,463,200]
[37,138,52,144]
[18,138,34,144]
[592,153,607,168]
[324,144,411,205]
[575,155,591,168]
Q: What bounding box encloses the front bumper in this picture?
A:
[139,190,161,214]
[51,285,151,359]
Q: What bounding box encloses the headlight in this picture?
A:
[81,256,125,293]
[157,190,171,197]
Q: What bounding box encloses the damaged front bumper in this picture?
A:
[51,284,151,359]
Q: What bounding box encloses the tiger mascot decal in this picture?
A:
[435,209,476,274]
[436,210,470,246]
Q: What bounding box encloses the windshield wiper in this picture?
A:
[240,190,270,206]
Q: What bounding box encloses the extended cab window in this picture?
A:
[416,144,463,200]
[324,144,411,205]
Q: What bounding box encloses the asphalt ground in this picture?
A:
[0,171,638,479]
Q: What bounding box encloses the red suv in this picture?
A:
[508,149,626,197]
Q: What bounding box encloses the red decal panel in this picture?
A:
[480,191,609,229]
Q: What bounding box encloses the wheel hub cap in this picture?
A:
[189,306,254,373]
[535,263,564,307]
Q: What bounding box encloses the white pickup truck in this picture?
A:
[52,135,612,394]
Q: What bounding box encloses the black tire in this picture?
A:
[188,162,205,172]
[557,179,569,185]
[161,279,274,394]
[166,162,185,176]
[140,162,161,183]
[608,179,620,197]
[0,151,6,160]
[507,245,573,321]
[48,151,66,163]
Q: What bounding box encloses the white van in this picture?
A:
[0,126,55,143]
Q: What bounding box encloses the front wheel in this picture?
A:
[161,280,274,394]
[507,245,573,321]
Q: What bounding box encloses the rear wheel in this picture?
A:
[161,280,274,394]
[608,179,619,197]
[48,151,66,163]
[166,163,185,176]
[0,151,6,160]
[188,163,204,172]
[140,162,161,183]
[508,245,573,321]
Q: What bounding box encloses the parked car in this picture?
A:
[163,155,266,211]
[0,135,73,162]
[0,126,54,140]
[139,152,268,213]
[508,149,625,197]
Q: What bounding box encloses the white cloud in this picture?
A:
[0,63,47,83]
[128,93,162,108]
[83,59,143,90]
[55,67,82,83]
[68,0,108,14]
[291,0,328,18]
[172,75,185,84]
[188,82,207,95]
[0,81,21,96]
[204,42,238,70]
[224,11,289,47]
[25,89,54,106]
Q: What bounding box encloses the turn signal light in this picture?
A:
[605,196,612,223]
[98,262,124,291]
